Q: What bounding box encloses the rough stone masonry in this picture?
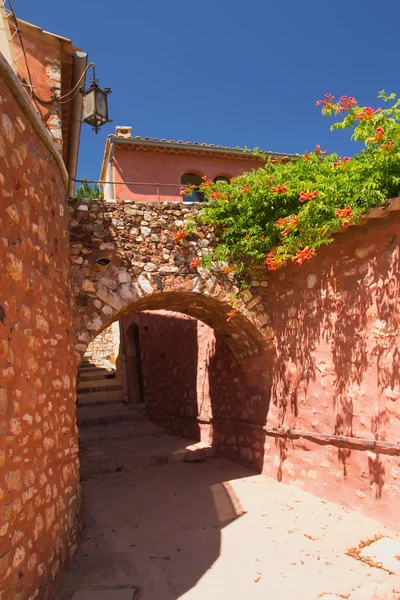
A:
[0,61,81,600]
[69,197,275,362]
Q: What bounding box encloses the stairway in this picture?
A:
[77,358,125,408]
[77,356,150,429]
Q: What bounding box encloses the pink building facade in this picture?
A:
[100,125,288,202]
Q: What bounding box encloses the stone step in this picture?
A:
[78,364,110,372]
[77,389,125,407]
[79,432,216,477]
[80,419,164,443]
[78,364,108,371]
[79,370,117,382]
[78,363,110,371]
[77,380,123,395]
[78,403,146,427]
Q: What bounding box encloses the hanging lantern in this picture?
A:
[81,65,112,134]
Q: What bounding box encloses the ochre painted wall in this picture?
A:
[112,146,264,202]
[0,70,80,599]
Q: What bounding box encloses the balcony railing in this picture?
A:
[72,178,206,203]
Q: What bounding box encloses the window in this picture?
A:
[181,173,205,203]
[213,175,231,184]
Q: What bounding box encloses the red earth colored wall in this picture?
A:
[0,66,80,599]
[112,146,264,202]
[263,214,400,529]
[122,215,400,530]
[9,21,64,147]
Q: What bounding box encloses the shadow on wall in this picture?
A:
[121,310,272,471]
[125,322,145,404]
[268,225,400,490]
[208,336,272,473]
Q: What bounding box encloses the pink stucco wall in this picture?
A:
[112,146,265,202]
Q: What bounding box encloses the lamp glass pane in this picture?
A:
[95,89,107,119]
[83,89,96,119]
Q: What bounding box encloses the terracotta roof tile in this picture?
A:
[114,134,292,157]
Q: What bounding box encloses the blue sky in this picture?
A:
[14,0,400,181]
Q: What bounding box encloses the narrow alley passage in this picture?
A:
[53,451,400,599]
[52,353,400,600]
[52,343,400,599]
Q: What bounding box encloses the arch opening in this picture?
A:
[78,302,272,460]
[181,172,205,203]
[73,293,273,596]
[76,286,274,466]
[213,175,231,183]
[77,290,271,364]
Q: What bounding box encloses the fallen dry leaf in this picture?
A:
[304,534,320,541]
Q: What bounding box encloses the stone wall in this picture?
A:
[69,199,274,363]
[84,199,400,530]
[84,323,119,368]
[262,213,400,529]
[0,59,80,599]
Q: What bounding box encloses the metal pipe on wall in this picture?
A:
[67,51,88,197]
[191,414,400,455]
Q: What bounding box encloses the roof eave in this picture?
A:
[108,136,293,158]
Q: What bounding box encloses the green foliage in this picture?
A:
[183,218,197,235]
[192,91,400,273]
[75,179,104,199]
[198,252,213,269]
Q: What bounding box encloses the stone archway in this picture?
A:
[70,197,275,474]
[69,198,275,364]
[74,289,273,363]
[74,290,273,473]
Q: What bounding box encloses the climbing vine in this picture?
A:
[183,91,400,273]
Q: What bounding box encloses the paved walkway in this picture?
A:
[53,457,400,600]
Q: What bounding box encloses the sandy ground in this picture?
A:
[53,458,400,600]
